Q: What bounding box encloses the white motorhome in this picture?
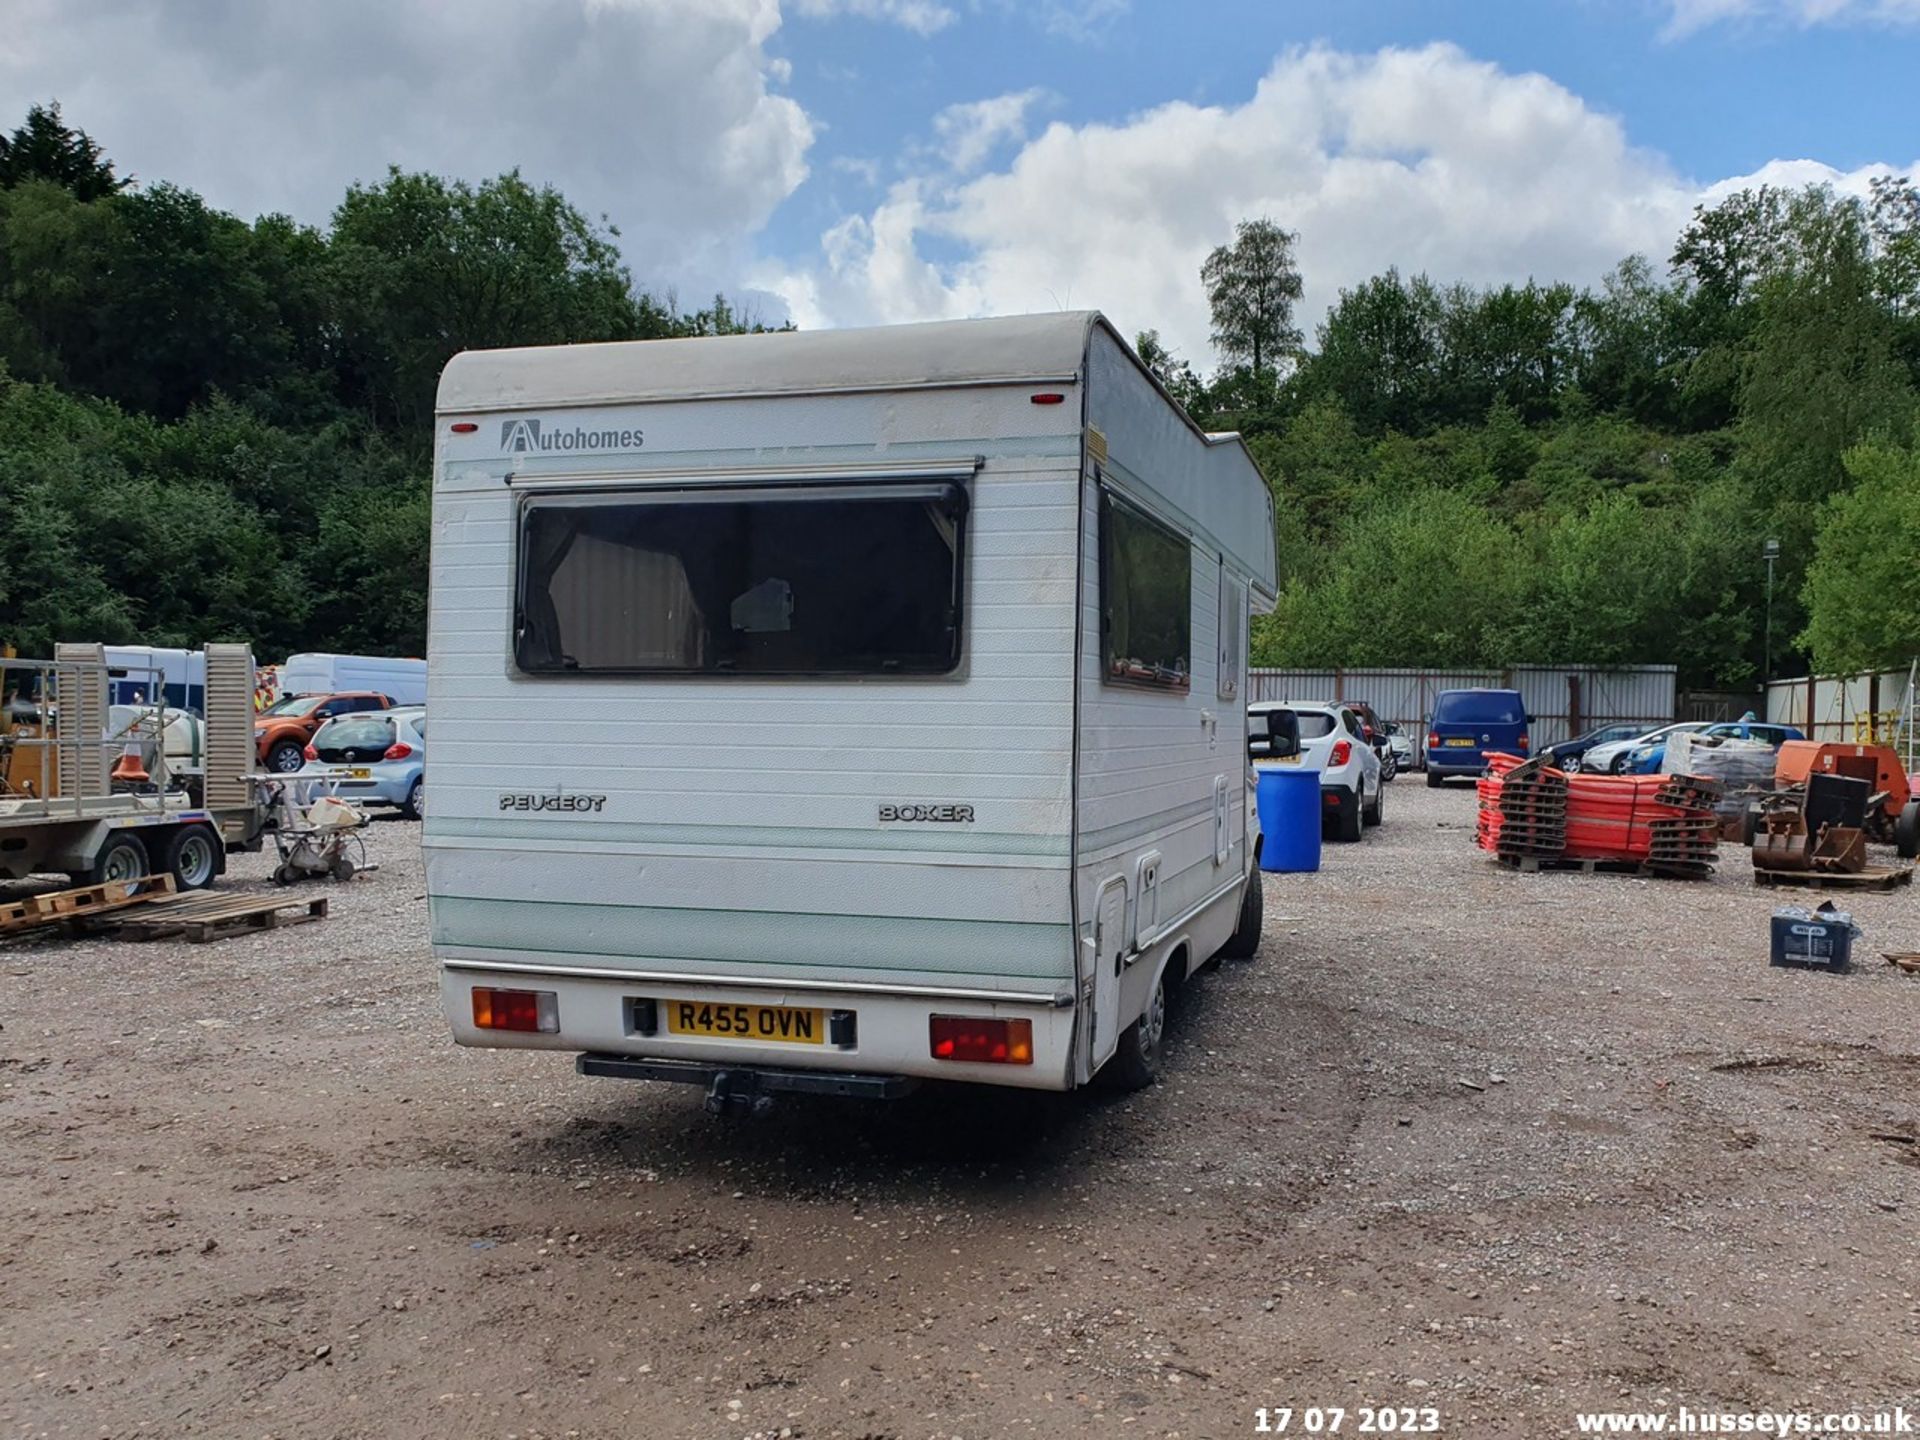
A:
[277,653,427,707]
[427,313,1277,1108]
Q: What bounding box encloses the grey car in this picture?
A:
[295,707,427,820]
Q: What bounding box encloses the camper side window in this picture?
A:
[1099,491,1192,693]
[513,481,968,677]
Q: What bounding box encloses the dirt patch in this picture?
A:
[3,790,1919,1438]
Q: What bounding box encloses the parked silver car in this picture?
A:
[295,707,427,820]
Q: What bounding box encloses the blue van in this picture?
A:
[1426,688,1529,786]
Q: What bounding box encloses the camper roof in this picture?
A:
[441,310,1170,412]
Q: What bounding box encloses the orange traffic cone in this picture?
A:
[110,741,150,787]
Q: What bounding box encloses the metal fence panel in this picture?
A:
[1767,665,1915,746]
[1246,665,1676,747]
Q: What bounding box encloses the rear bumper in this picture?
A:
[1320,781,1359,815]
[1426,752,1491,776]
[440,963,1077,1091]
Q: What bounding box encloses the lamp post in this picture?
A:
[1763,538,1780,685]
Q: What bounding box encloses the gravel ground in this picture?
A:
[3,783,1918,1440]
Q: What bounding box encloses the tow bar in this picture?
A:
[575,1054,918,1113]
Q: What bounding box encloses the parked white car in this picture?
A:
[1248,700,1384,842]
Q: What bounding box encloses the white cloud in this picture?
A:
[1664,0,1920,36]
[0,0,811,295]
[789,0,956,34]
[932,89,1048,173]
[753,43,1917,366]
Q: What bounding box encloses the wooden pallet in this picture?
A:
[1883,953,1920,975]
[1498,855,1712,879]
[1753,864,1914,892]
[0,874,177,934]
[91,890,329,943]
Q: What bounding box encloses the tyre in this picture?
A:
[273,863,300,886]
[1379,749,1397,782]
[1217,865,1264,960]
[1743,804,1762,848]
[1336,792,1364,842]
[266,739,306,774]
[85,834,150,888]
[1609,754,1628,775]
[1364,778,1384,827]
[159,824,220,891]
[401,776,424,821]
[1102,966,1167,1091]
[1426,772,1442,789]
[330,855,357,883]
[1898,799,1920,861]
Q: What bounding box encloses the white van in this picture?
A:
[426,312,1277,1108]
[104,646,207,713]
[278,653,427,707]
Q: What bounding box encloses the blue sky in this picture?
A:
[4,0,1916,362]
[771,0,1912,232]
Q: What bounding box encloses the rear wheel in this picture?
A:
[1217,864,1264,960]
[1379,748,1397,782]
[1426,772,1443,789]
[160,824,220,891]
[1336,792,1364,842]
[401,777,424,822]
[1364,778,1384,827]
[1898,799,1920,860]
[266,739,305,774]
[1102,967,1167,1091]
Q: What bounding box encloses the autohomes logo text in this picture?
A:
[499,417,646,455]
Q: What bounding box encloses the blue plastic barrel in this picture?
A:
[1256,767,1322,873]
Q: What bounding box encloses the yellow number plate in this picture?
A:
[665,1000,826,1045]
[348,768,372,778]
[1444,738,1476,747]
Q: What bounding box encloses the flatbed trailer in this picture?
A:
[0,644,267,890]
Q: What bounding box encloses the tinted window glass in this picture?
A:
[516,482,967,676]
[1100,491,1191,692]
[1433,691,1524,725]
[1260,709,1337,740]
[313,717,395,756]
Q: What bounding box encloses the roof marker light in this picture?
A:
[450,422,479,433]
[1030,393,1067,406]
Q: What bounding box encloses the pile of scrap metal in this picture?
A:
[1478,753,1722,877]
[1753,740,1920,859]
[1749,763,1914,882]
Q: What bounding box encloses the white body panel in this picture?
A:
[280,653,428,706]
[103,646,207,713]
[428,313,1275,1092]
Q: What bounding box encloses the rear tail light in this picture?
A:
[301,744,318,761]
[1330,739,1352,767]
[472,987,559,1034]
[1517,733,1530,750]
[384,742,414,760]
[1427,733,1440,750]
[929,1016,1033,1065]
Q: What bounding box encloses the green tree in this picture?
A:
[1201,218,1303,376]
[329,168,670,430]
[1310,269,1441,434]
[0,102,124,200]
[1736,185,1914,515]
[1799,428,1920,672]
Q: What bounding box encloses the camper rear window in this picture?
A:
[1099,491,1192,693]
[513,482,968,677]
